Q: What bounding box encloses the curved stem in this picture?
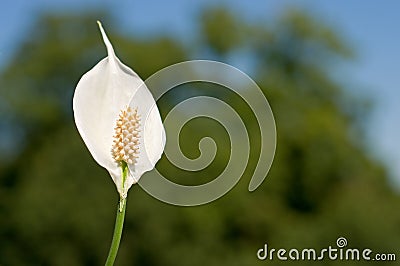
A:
[105,161,128,266]
[105,197,126,266]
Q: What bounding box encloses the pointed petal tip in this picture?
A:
[97,20,105,36]
[96,20,117,70]
[97,21,107,41]
[96,21,104,36]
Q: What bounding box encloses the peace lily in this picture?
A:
[73,21,165,198]
[73,21,165,265]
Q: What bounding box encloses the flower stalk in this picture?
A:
[105,162,128,266]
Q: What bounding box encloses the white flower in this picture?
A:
[73,21,166,198]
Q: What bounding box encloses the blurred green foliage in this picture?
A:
[0,7,399,266]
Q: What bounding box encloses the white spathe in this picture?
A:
[73,21,165,198]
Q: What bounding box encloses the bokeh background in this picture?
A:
[1,1,399,265]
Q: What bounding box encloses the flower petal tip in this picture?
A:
[97,21,116,62]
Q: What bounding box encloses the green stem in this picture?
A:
[105,162,128,266]
[105,197,126,266]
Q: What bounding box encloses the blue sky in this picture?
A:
[1,0,399,186]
